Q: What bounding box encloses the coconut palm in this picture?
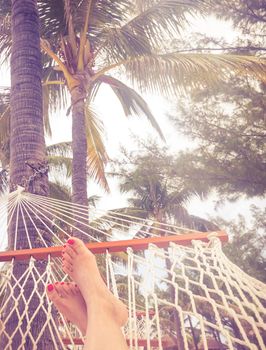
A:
[2,0,266,210]
[0,0,58,348]
[107,146,221,349]
[110,146,218,232]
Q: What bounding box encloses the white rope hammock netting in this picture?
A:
[0,188,265,350]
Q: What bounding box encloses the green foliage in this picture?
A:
[113,143,219,231]
[2,0,266,197]
[171,76,266,199]
[214,206,266,283]
[208,0,266,40]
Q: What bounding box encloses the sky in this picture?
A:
[0,15,265,235]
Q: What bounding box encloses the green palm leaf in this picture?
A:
[0,11,11,62]
[101,53,266,97]
[0,168,8,194]
[0,87,10,144]
[42,65,68,129]
[84,104,110,192]
[96,0,208,63]
[49,180,72,202]
[46,141,72,157]
[96,75,165,140]
[47,155,72,177]
[73,0,131,34]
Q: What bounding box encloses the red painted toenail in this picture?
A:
[61,282,64,285]
[55,282,59,285]
[67,239,75,245]
[47,284,54,292]
[63,244,66,248]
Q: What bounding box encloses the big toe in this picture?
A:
[47,284,61,303]
[66,237,89,256]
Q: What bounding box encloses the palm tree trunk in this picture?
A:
[1,1,61,348]
[71,85,88,235]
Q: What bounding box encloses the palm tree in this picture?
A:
[113,146,218,231]
[38,0,266,209]
[110,146,220,349]
[2,0,266,209]
[0,1,64,348]
[0,1,265,348]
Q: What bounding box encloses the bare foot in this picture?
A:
[62,237,128,327]
[46,281,87,335]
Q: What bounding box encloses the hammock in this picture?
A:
[0,188,265,349]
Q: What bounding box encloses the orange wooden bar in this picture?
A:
[0,231,228,262]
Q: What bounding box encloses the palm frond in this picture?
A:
[96,0,208,62]
[47,142,72,178]
[42,85,52,137]
[84,103,110,192]
[71,0,131,36]
[49,180,72,201]
[167,188,205,206]
[47,141,72,157]
[188,215,220,232]
[88,194,101,207]
[64,0,78,57]
[0,109,9,145]
[42,63,69,115]
[100,53,266,97]
[38,0,66,40]
[97,75,165,140]
[0,168,8,194]
[0,87,10,144]
[47,155,72,177]
[0,8,11,62]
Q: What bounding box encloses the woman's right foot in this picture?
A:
[62,237,128,327]
[46,281,87,335]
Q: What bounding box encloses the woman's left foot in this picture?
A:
[46,281,87,335]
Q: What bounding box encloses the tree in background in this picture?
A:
[171,77,266,200]
[208,0,266,46]
[215,205,266,283]
[169,0,266,201]
[113,144,219,232]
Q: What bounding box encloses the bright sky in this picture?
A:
[1,15,265,232]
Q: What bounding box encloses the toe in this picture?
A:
[62,282,74,296]
[64,245,75,258]
[47,284,61,303]
[66,237,87,255]
[63,260,73,274]
[54,282,68,297]
[67,282,77,295]
[62,250,73,264]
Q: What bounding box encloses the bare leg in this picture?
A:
[62,237,128,350]
[46,281,87,335]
